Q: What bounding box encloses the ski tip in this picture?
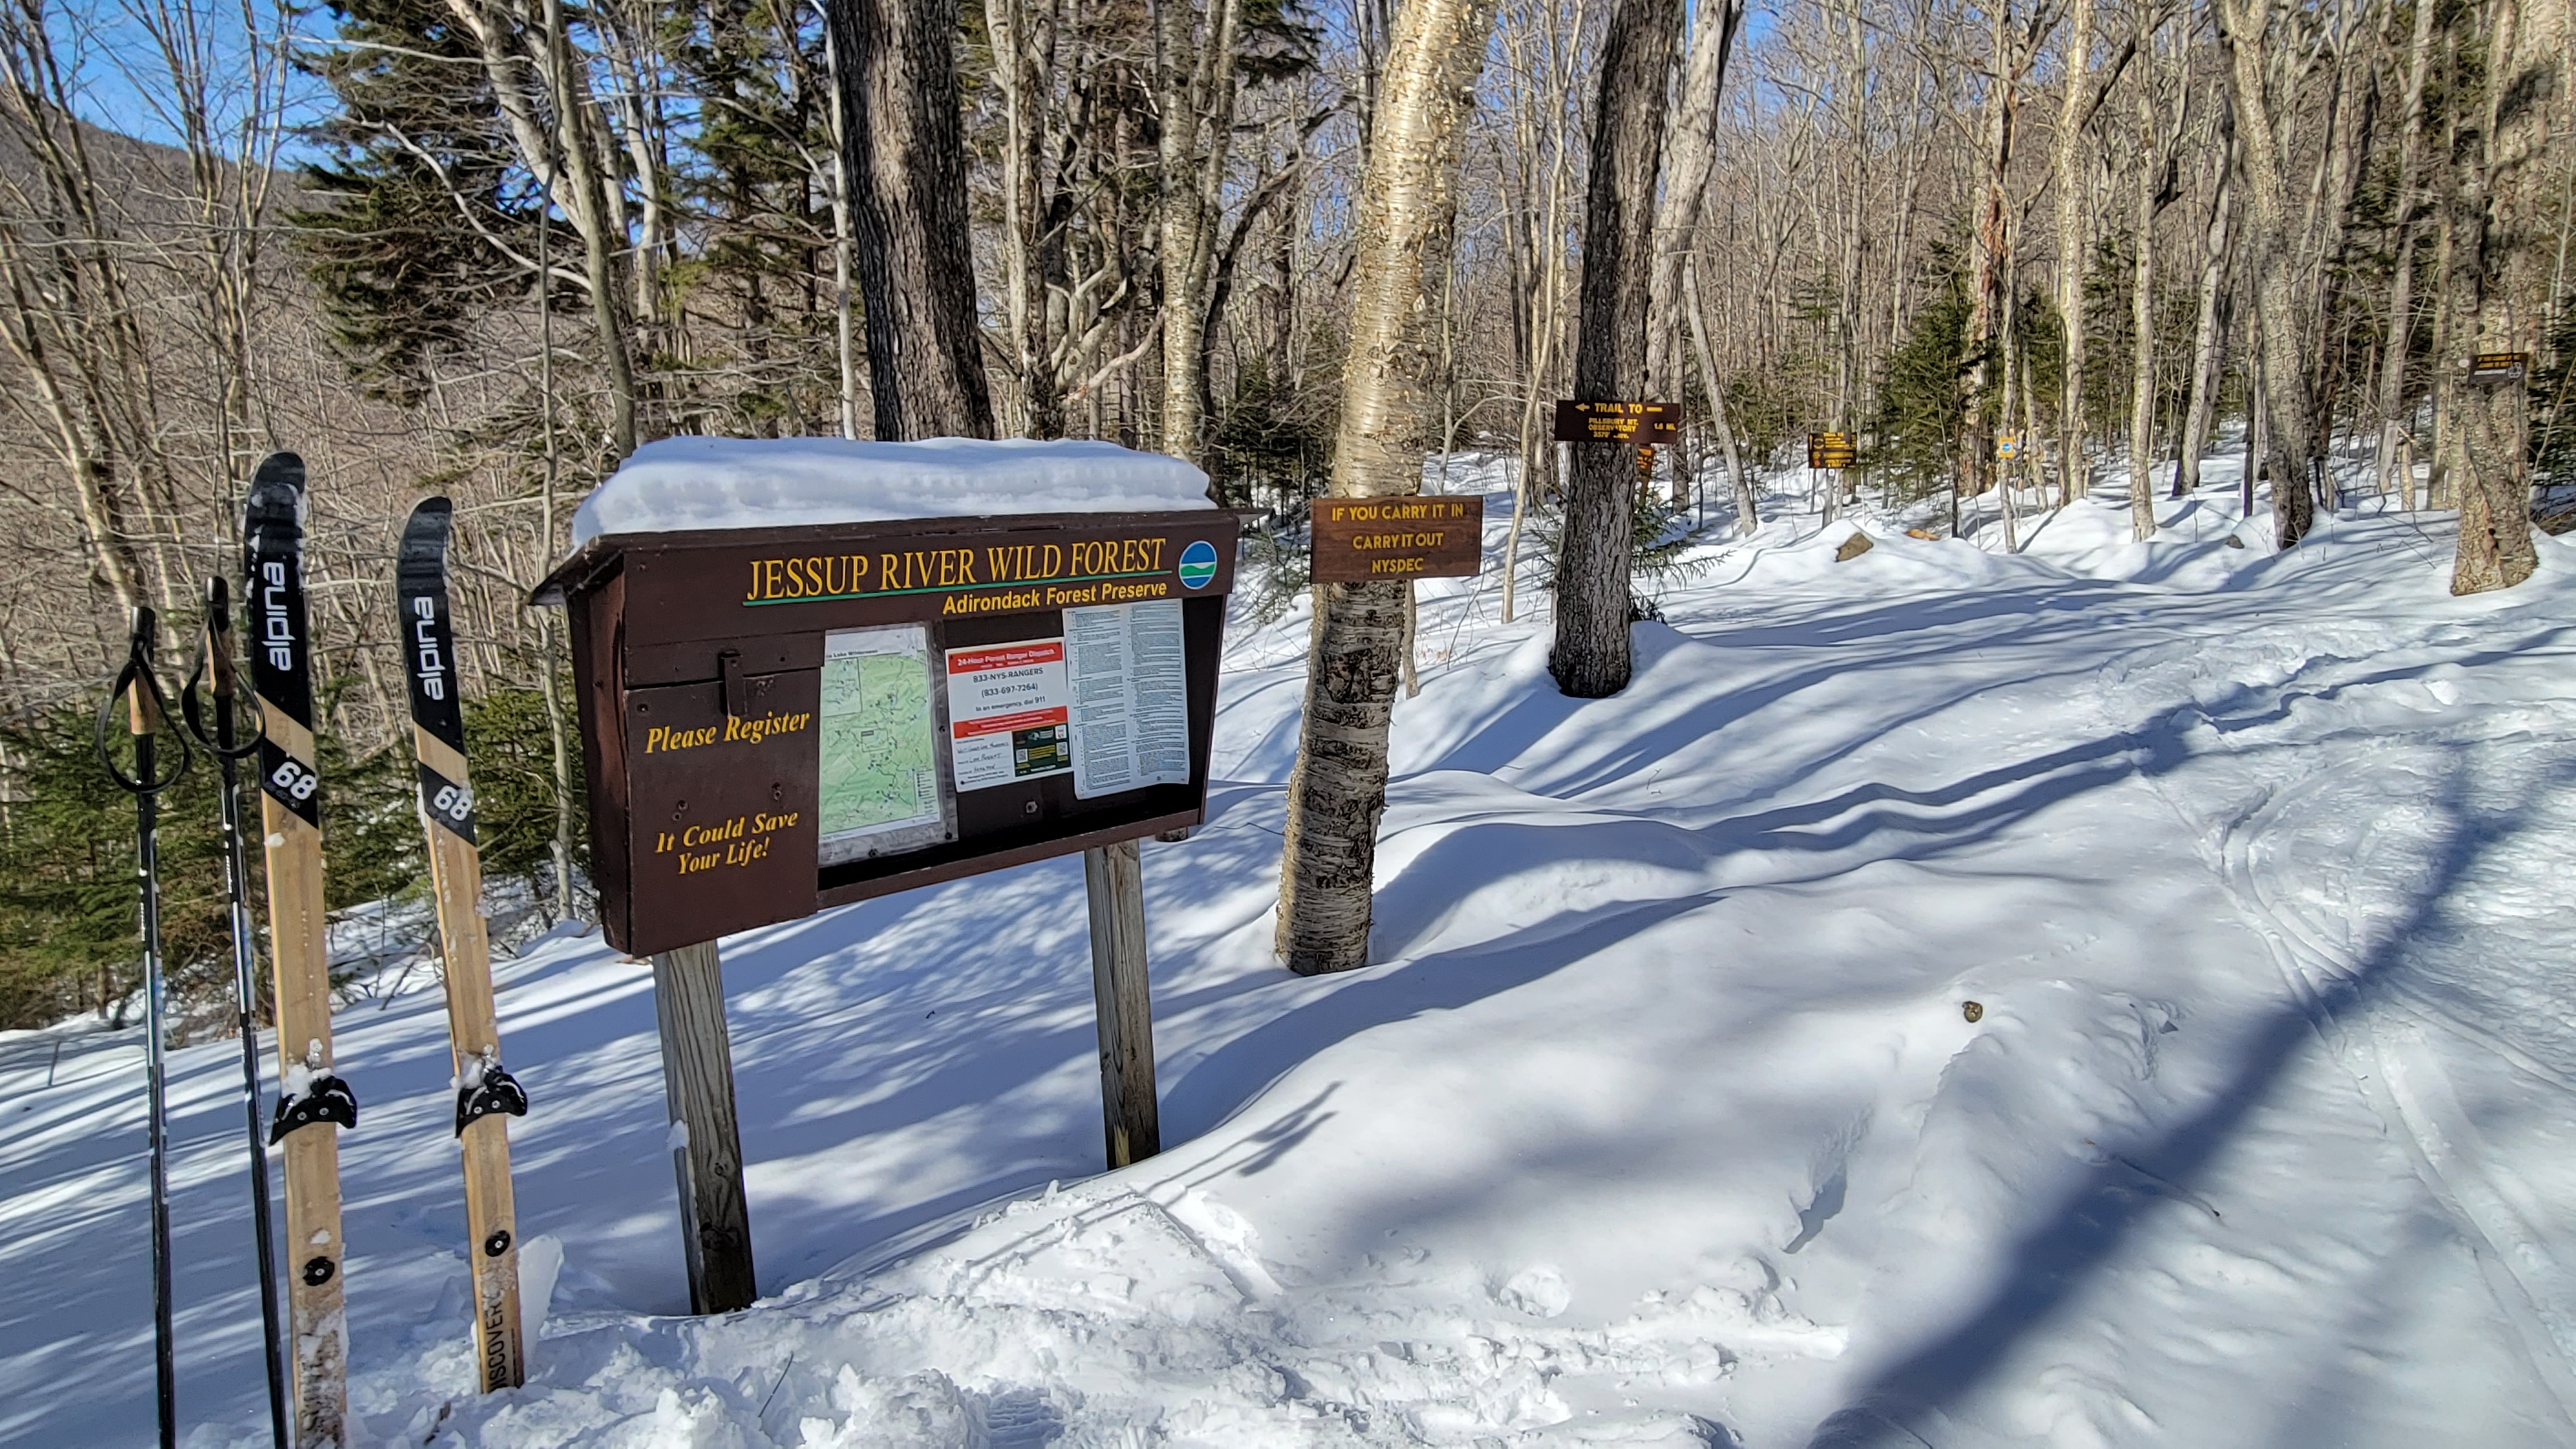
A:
[243,453,307,542]
[399,498,456,581]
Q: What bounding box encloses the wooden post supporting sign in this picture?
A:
[1083,839,1160,1167]
[650,940,758,1314]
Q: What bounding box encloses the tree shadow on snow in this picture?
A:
[1804,763,2576,1448]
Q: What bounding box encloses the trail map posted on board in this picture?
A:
[818,625,950,864]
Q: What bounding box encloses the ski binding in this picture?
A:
[454,1050,529,1137]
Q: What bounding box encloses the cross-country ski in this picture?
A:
[397,496,529,1393]
[244,452,354,1448]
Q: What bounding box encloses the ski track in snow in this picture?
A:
[2102,609,2576,1438]
[8,454,2576,1448]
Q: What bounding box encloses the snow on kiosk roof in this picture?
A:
[569,435,1215,544]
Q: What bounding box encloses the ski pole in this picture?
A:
[96,606,191,1449]
[181,577,290,1449]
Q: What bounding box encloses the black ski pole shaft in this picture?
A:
[100,607,187,1449]
[191,578,291,1449]
[134,621,177,1449]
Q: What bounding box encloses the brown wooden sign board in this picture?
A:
[536,510,1239,956]
[1309,495,1484,582]
[2467,352,2530,385]
[1554,400,1681,444]
[1808,431,1858,469]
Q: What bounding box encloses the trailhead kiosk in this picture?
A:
[536,438,1236,1313]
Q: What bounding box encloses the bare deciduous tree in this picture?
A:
[1550,0,1681,700]
[827,0,996,440]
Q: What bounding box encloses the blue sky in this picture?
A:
[51,0,328,160]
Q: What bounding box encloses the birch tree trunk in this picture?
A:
[2217,0,2319,548]
[2175,107,2234,498]
[1274,0,1498,974]
[0,6,171,615]
[1552,0,1682,700]
[1645,0,1746,509]
[827,0,997,441]
[2053,0,2096,507]
[2126,14,2159,540]
[1962,0,2027,510]
[2373,0,2439,501]
[2426,38,2461,509]
[1999,264,2023,550]
[2301,26,2377,483]
[445,0,645,457]
[820,12,864,440]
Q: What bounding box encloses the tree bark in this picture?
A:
[2175,106,2234,498]
[827,0,997,441]
[1274,0,1498,975]
[542,0,638,458]
[1684,257,1756,530]
[2126,13,2159,540]
[2372,0,2439,501]
[1157,0,1244,465]
[1644,0,1746,509]
[2053,0,2096,508]
[2446,0,2557,593]
[1962,0,2028,510]
[819,12,864,440]
[2216,0,2319,548]
[1500,4,1584,626]
[987,0,1061,437]
[0,11,180,615]
[447,0,641,458]
[1551,0,1682,700]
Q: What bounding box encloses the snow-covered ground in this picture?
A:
[8,454,2576,1447]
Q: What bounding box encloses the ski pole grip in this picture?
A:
[180,576,261,760]
[128,608,158,737]
[204,576,236,700]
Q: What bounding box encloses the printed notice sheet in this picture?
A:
[1064,599,1189,799]
[818,625,952,864]
[944,640,1073,790]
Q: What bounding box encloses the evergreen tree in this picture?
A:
[297,0,533,404]
[672,0,843,436]
[1871,264,1975,502]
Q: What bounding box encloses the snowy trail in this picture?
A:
[8,466,2576,1447]
[2104,611,2576,1438]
